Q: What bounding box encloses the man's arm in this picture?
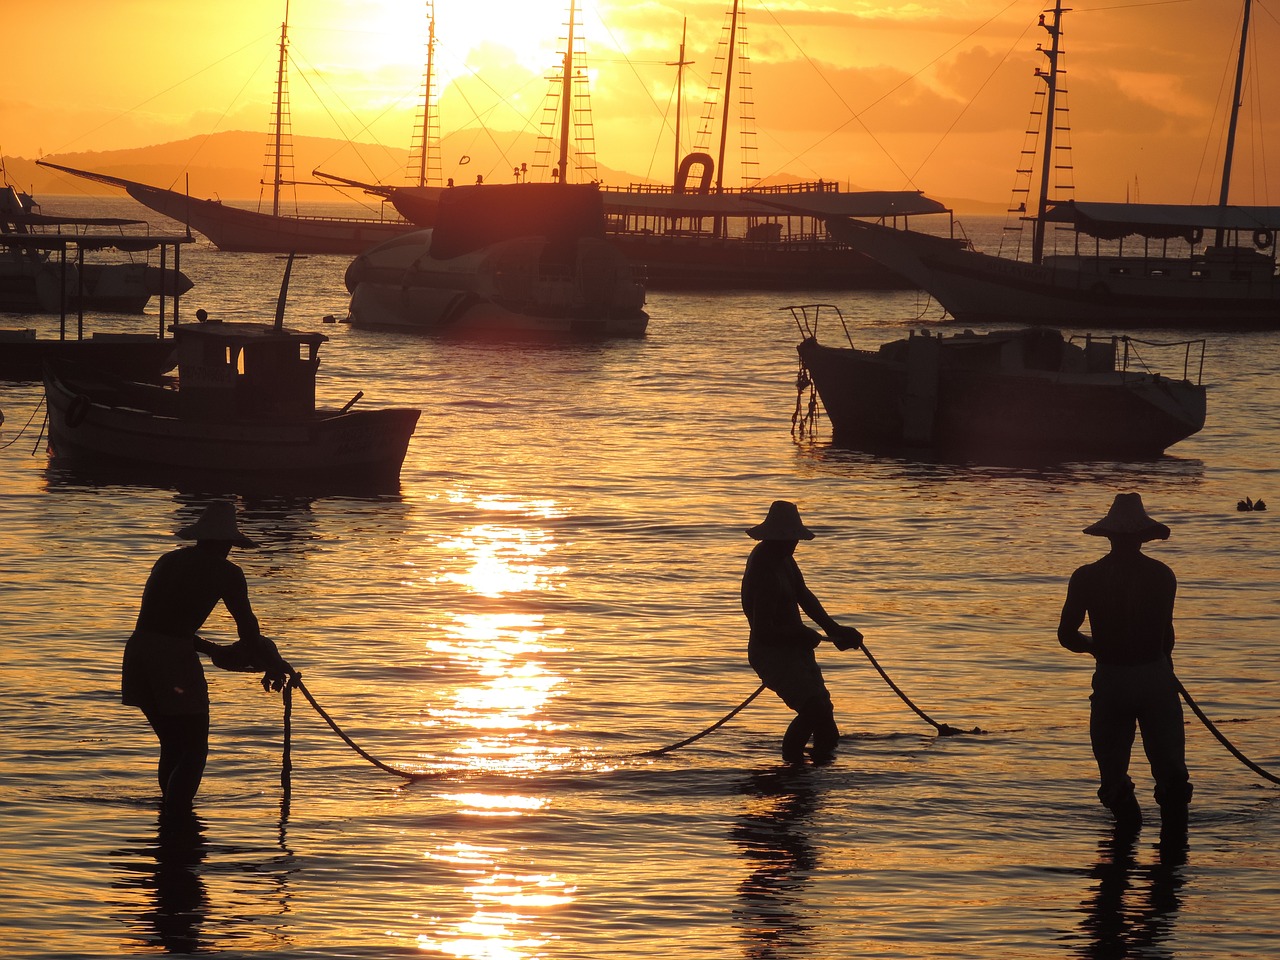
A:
[1057,570,1095,655]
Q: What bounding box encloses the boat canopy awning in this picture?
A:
[9,213,149,229]
[0,233,192,253]
[1044,200,1280,239]
[600,187,948,219]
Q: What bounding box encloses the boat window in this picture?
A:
[224,346,244,374]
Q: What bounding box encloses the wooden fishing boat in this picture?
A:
[43,261,421,484]
[791,304,1207,458]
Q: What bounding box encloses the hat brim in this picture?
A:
[177,524,257,548]
[746,523,815,541]
[1082,520,1170,542]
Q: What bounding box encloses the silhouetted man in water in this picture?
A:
[742,501,863,764]
[122,501,289,814]
[1057,493,1192,831]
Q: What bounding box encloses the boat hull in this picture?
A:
[44,366,421,483]
[124,184,415,254]
[798,337,1206,458]
[607,233,910,290]
[345,228,648,339]
[827,218,1280,329]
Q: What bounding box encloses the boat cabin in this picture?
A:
[171,320,326,421]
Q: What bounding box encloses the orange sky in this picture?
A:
[6,0,1278,204]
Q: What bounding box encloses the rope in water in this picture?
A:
[1178,679,1280,786]
[279,642,981,783]
[859,642,985,736]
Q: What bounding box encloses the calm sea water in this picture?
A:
[1,198,1278,959]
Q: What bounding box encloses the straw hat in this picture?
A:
[1083,493,1170,542]
[177,501,256,548]
[746,500,815,541]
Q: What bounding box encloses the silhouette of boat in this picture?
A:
[791,304,1207,458]
[374,1,946,290]
[1,227,190,382]
[345,183,647,338]
[36,7,423,254]
[1,183,192,314]
[43,257,421,483]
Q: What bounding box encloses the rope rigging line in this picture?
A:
[0,397,45,450]
[1178,679,1280,786]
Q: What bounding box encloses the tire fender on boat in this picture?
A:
[65,394,91,428]
[1253,229,1273,249]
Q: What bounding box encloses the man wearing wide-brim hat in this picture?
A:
[121,500,290,814]
[1057,492,1192,832]
[741,500,864,764]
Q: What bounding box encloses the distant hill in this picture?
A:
[4,130,995,212]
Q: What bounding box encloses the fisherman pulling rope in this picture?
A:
[1058,493,1193,832]
[129,498,1275,822]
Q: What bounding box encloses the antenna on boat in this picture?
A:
[275,252,296,330]
[668,19,694,185]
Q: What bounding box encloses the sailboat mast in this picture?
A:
[1216,0,1252,243]
[416,2,437,188]
[714,0,739,199]
[558,0,576,183]
[1031,0,1066,266]
[272,1,290,217]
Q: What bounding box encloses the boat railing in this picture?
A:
[786,303,854,347]
[1070,334,1206,384]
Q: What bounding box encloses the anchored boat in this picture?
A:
[791,304,1207,458]
[345,183,648,339]
[44,259,421,485]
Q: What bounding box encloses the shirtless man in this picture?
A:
[122,501,289,813]
[741,500,863,764]
[1058,493,1192,830]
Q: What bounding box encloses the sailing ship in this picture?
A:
[818,0,1280,328]
[379,0,946,289]
[38,5,425,255]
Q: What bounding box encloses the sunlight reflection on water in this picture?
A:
[2,202,1279,959]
